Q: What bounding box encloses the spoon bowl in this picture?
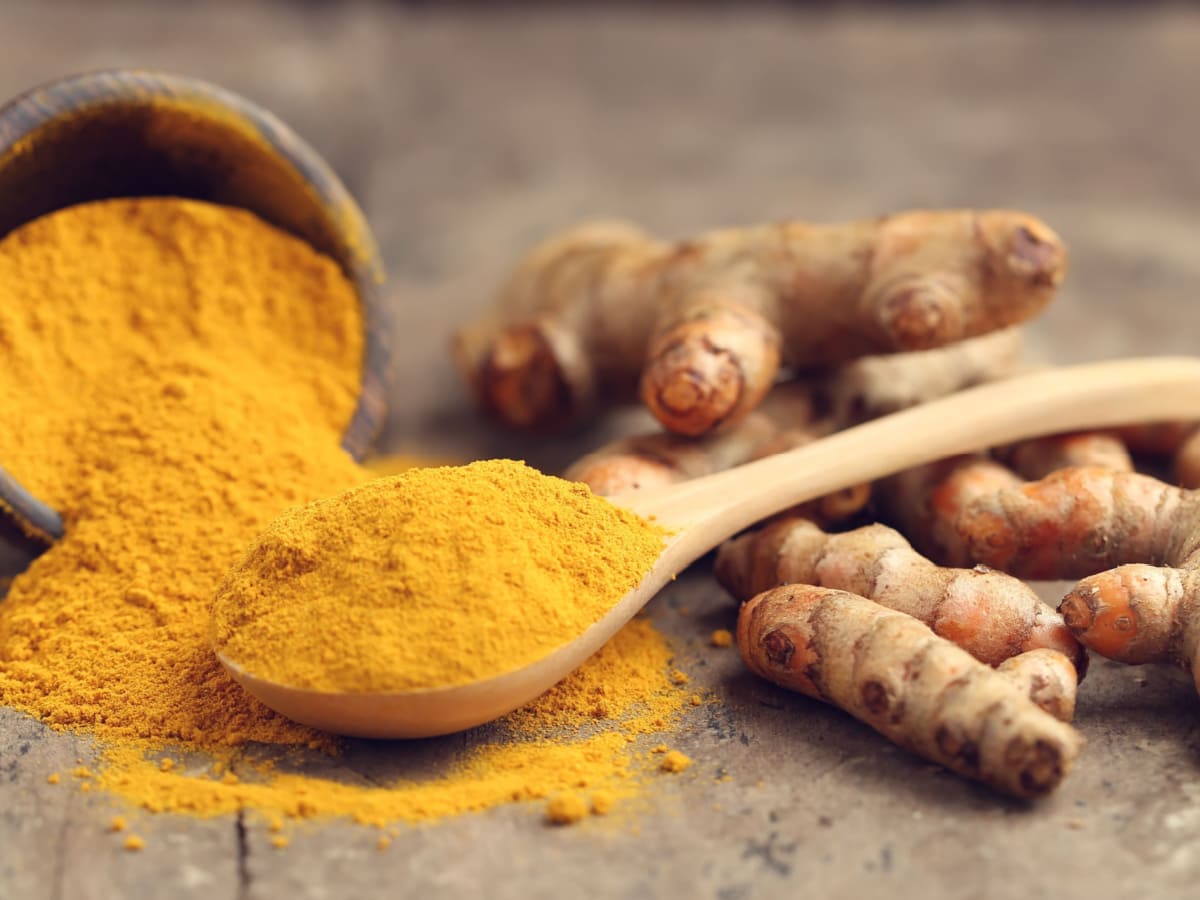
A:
[219,356,1200,738]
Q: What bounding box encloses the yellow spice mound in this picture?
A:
[0,197,365,747]
[213,460,667,692]
[0,197,691,825]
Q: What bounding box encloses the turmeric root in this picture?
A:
[796,480,873,528]
[995,432,1133,481]
[824,327,1024,427]
[565,412,782,497]
[455,211,1066,434]
[564,383,816,495]
[1061,569,1200,692]
[1112,422,1200,488]
[936,466,1200,694]
[567,415,871,524]
[737,585,1083,798]
[715,517,1083,670]
[749,422,875,523]
[1175,430,1200,489]
[996,649,1078,723]
[454,221,662,430]
[879,435,1132,568]
[565,385,871,524]
[878,455,1024,566]
[950,467,1193,580]
[1113,421,1198,456]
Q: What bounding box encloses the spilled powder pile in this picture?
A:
[0,198,690,826]
[213,460,667,692]
[98,618,685,824]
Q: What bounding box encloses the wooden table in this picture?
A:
[3,3,1200,898]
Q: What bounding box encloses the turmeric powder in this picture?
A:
[96,618,689,824]
[213,460,667,692]
[0,197,364,746]
[545,792,589,825]
[0,197,692,826]
[658,750,692,773]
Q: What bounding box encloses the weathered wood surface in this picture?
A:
[3,2,1200,898]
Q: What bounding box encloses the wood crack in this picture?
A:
[235,810,251,900]
[48,784,72,900]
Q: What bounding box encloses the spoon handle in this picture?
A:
[631,356,1200,546]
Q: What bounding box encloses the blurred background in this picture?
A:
[4,1,1199,462]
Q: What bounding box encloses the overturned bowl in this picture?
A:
[0,68,390,559]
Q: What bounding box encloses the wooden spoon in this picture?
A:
[218,356,1200,738]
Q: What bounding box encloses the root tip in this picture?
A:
[480,327,573,429]
[1016,739,1067,798]
[1009,226,1066,288]
[641,345,743,435]
[1058,589,1096,634]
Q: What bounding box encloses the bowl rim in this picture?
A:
[0,68,391,543]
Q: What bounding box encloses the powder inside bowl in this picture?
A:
[212,459,668,693]
[0,197,366,745]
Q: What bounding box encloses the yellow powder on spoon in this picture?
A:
[212,460,667,692]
